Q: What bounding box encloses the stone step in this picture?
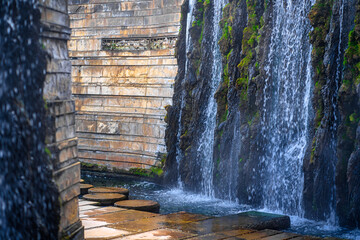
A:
[80,183,94,195]
[89,187,129,197]
[83,193,127,206]
[114,199,160,213]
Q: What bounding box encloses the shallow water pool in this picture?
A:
[82,173,360,240]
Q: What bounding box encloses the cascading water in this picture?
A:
[175,0,196,188]
[196,0,228,197]
[0,0,59,238]
[174,0,228,196]
[327,0,346,224]
[260,0,315,216]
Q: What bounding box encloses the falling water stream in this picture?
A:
[196,0,228,197]
[327,0,346,224]
[168,0,359,237]
[260,0,315,216]
[175,0,196,188]
[0,0,59,238]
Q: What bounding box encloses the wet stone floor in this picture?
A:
[79,199,335,240]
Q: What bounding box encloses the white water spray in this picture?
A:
[261,0,316,216]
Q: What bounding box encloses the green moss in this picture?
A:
[204,0,210,8]
[236,0,263,105]
[150,167,164,177]
[81,162,108,172]
[43,97,48,111]
[220,108,229,123]
[129,168,151,177]
[247,111,260,126]
[309,0,334,159]
[336,1,360,167]
[181,130,189,138]
[44,147,51,157]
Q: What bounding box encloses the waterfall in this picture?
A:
[196,0,228,197]
[328,0,346,224]
[260,0,315,216]
[0,0,59,238]
[175,0,227,195]
[175,0,196,188]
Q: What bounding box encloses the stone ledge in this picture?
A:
[69,49,176,57]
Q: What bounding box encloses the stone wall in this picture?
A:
[40,0,83,239]
[68,0,182,171]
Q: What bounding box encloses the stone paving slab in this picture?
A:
[79,200,99,206]
[109,212,211,233]
[261,232,299,240]
[80,205,102,212]
[113,228,196,240]
[78,199,330,240]
[82,209,158,225]
[80,207,128,218]
[84,226,132,240]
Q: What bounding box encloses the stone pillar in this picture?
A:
[40,0,83,239]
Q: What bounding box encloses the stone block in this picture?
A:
[54,162,81,193]
[40,5,69,27]
[41,0,68,13]
[60,197,79,232]
[59,143,78,163]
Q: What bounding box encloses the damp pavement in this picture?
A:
[79,199,340,240]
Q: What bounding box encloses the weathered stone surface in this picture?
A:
[89,187,129,196]
[174,211,290,235]
[114,200,160,213]
[85,227,131,240]
[80,207,127,218]
[78,199,332,240]
[83,193,127,205]
[115,228,195,240]
[69,0,182,171]
[41,1,83,239]
[110,212,211,233]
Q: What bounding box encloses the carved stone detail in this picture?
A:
[102,37,177,51]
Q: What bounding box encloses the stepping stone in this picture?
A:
[83,193,127,206]
[178,211,290,235]
[114,199,160,213]
[80,184,93,195]
[88,187,129,197]
[80,179,85,183]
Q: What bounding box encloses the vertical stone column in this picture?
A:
[39,0,83,239]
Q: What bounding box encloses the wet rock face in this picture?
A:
[166,0,360,228]
[0,0,59,239]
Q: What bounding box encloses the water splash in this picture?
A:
[260,0,315,216]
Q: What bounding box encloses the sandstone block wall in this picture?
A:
[40,0,83,239]
[68,0,182,171]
